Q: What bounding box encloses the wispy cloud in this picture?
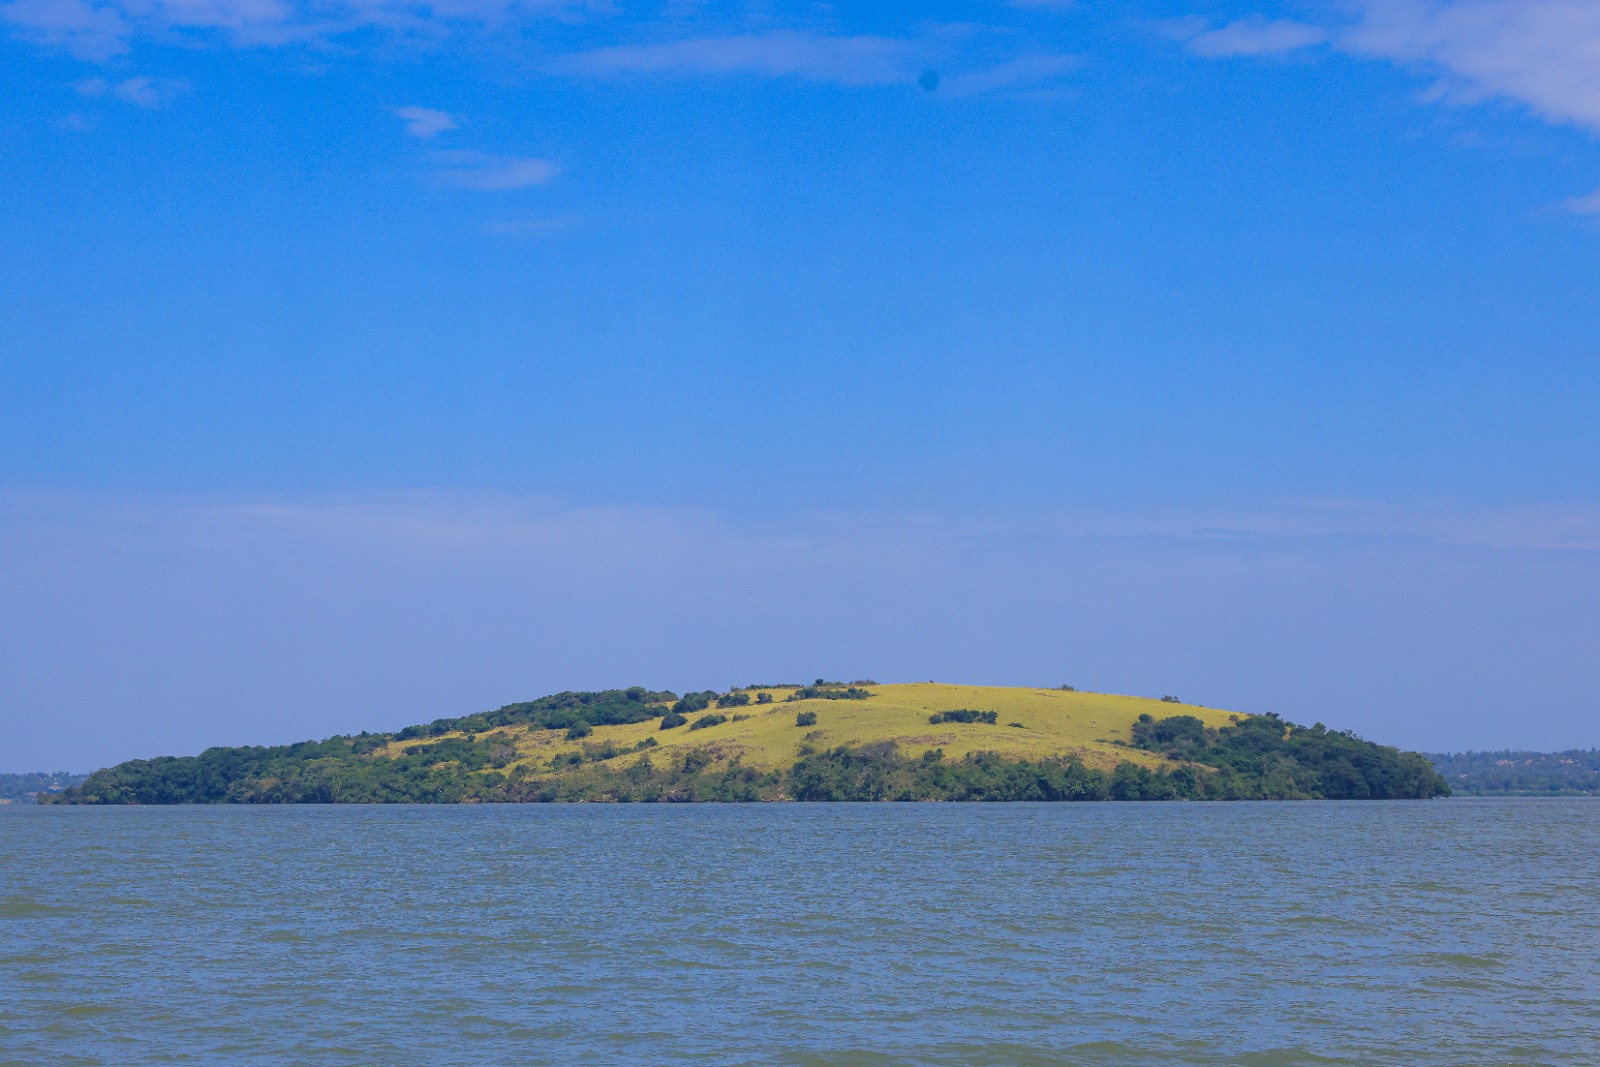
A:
[6,489,1599,767]
[1563,188,1600,215]
[395,105,459,138]
[1341,0,1600,133]
[3,0,129,59]
[1177,16,1329,58]
[431,150,558,191]
[74,74,190,107]
[1176,2,1600,137]
[3,0,586,58]
[559,30,921,86]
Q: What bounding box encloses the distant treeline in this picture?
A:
[0,772,87,803]
[1425,750,1600,796]
[44,689,1448,803]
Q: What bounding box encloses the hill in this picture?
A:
[47,682,1448,804]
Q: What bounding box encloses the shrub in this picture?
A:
[565,722,593,740]
[787,686,872,702]
[732,714,751,722]
[795,711,818,727]
[1160,695,1181,704]
[1008,722,1025,729]
[579,740,622,761]
[756,692,773,704]
[928,710,998,725]
[659,711,688,730]
[689,714,728,731]
[717,692,753,709]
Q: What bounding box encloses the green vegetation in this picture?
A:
[786,684,872,701]
[1129,712,1448,800]
[929,709,999,725]
[672,691,717,715]
[1425,750,1600,795]
[42,683,1451,804]
[394,687,676,740]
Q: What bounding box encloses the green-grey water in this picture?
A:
[2,801,1597,1066]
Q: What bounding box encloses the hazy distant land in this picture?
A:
[0,772,88,804]
[1423,750,1600,796]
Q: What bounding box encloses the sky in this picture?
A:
[2,0,1598,770]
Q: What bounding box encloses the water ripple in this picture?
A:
[0,800,1597,1066]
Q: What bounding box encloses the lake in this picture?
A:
[2,801,1597,1066]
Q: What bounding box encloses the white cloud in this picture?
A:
[560,30,920,86]
[1174,16,1329,58]
[395,105,458,138]
[1563,187,1600,215]
[74,73,188,107]
[431,150,558,190]
[1342,0,1600,133]
[1179,3,1600,137]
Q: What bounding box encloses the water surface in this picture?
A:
[3,801,1597,1066]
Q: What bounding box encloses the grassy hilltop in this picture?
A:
[49,681,1448,803]
[382,682,1243,775]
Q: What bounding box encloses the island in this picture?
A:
[44,682,1449,803]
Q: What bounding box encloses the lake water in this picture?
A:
[2,801,1598,1066]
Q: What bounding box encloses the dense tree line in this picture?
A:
[1128,712,1449,799]
[1424,750,1600,795]
[394,687,678,740]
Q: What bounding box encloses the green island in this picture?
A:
[43,681,1449,803]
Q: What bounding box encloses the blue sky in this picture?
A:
[3,0,1598,769]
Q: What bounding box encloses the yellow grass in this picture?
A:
[380,683,1245,778]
